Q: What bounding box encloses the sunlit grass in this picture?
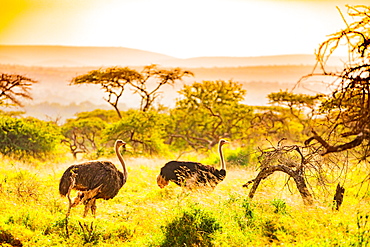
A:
[0,153,369,246]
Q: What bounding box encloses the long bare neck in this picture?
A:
[115,142,127,178]
[219,142,226,171]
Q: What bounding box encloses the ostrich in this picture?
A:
[59,140,127,217]
[157,139,228,189]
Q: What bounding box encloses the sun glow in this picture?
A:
[0,0,361,58]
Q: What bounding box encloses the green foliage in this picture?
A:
[249,104,309,143]
[261,219,281,242]
[71,67,142,86]
[268,90,323,110]
[105,109,170,154]
[75,109,120,123]
[62,117,107,142]
[7,170,41,202]
[169,80,253,150]
[1,6,370,246]
[270,199,288,214]
[177,80,246,108]
[0,115,61,157]
[160,205,221,247]
[61,115,107,156]
[241,199,254,220]
[78,221,101,245]
[355,212,370,246]
[224,146,255,167]
[61,109,121,159]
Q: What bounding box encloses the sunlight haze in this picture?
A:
[1,0,366,58]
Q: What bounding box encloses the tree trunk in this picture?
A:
[244,165,314,205]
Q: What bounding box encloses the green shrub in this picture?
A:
[270,199,288,214]
[105,110,170,155]
[225,147,252,167]
[0,116,62,158]
[4,170,41,202]
[161,206,221,247]
[354,212,370,246]
[242,198,255,220]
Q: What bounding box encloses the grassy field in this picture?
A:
[0,151,369,247]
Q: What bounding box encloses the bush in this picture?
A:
[0,116,62,157]
[270,199,288,214]
[105,110,170,155]
[225,147,253,167]
[161,206,221,247]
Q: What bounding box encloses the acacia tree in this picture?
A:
[71,65,193,117]
[61,110,117,159]
[169,80,253,150]
[258,91,324,141]
[268,91,323,122]
[128,64,193,112]
[0,73,37,107]
[71,67,142,118]
[105,109,169,154]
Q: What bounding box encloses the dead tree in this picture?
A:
[305,130,369,156]
[243,141,314,205]
[0,73,37,107]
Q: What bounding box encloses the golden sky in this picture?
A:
[0,0,367,58]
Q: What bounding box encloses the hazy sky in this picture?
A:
[0,0,367,58]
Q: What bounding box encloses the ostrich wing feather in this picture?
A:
[59,161,125,200]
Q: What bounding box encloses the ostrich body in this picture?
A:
[157,139,228,188]
[59,140,127,216]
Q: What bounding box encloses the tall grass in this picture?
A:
[0,152,369,246]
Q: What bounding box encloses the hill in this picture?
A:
[0,45,175,67]
[0,45,344,68]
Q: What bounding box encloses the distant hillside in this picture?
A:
[0,45,175,67]
[162,55,318,67]
[0,45,346,67]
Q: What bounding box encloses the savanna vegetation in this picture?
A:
[1,5,370,246]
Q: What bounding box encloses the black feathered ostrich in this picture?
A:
[157,139,228,189]
[59,140,127,217]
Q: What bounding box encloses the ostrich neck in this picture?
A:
[116,143,127,178]
[219,143,226,170]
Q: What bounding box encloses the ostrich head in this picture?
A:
[115,140,126,149]
[219,139,228,146]
[157,175,169,188]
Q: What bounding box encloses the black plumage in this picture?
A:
[157,139,228,188]
[59,140,127,216]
